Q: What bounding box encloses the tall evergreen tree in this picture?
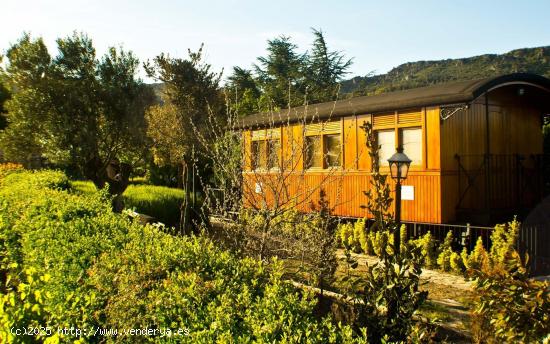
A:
[227,30,353,115]
[254,35,307,109]
[306,28,353,103]
[226,66,260,116]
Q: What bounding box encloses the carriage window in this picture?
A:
[400,127,422,165]
[267,138,281,169]
[305,135,323,168]
[376,130,395,166]
[251,140,267,170]
[324,134,341,167]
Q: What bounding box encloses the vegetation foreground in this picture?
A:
[0,169,362,343]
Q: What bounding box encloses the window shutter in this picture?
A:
[252,130,266,140]
[398,110,422,125]
[373,113,394,127]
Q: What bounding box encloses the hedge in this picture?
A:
[0,170,365,343]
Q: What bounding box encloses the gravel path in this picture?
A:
[337,249,474,291]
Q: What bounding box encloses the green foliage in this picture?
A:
[0,170,364,343]
[337,220,366,253]
[466,237,489,272]
[71,180,188,226]
[145,44,224,165]
[410,232,437,269]
[346,113,429,343]
[471,251,550,343]
[354,243,428,343]
[253,35,307,110]
[436,231,454,272]
[450,250,466,274]
[371,230,394,257]
[307,190,339,293]
[359,121,394,233]
[227,29,353,115]
[0,74,10,130]
[338,222,355,250]
[0,32,154,180]
[0,162,24,181]
[488,218,519,266]
[304,28,353,104]
[358,220,374,255]
[340,46,550,96]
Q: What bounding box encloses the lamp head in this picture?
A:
[388,146,412,180]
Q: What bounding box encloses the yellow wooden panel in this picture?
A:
[357,114,372,171]
[343,116,357,170]
[292,124,304,171]
[425,107,440,170]
[243,131,252,171]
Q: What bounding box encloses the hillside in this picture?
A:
[340,46,550,96]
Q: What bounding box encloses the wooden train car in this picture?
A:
[237,73,550,225]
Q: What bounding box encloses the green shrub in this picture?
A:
[0,162,24,181]
[436,231,454,272]
[488,218,519,266]
[352,218,366,254]
[338,222,360,252]
[1,170,366,343]
[410,232,437,268]
[466,237,489,272]
[372,230,392,256]
[360,224,375,256]
[450,250,465,274]
[355,242,428,343]
[471,251,550,343]
[399,224,407,253]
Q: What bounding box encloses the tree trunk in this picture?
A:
[180,160,189,234]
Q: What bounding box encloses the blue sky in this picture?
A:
[2,0,550,82]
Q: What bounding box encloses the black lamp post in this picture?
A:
[387,146,412,253]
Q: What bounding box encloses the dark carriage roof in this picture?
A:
[237,73,550,129]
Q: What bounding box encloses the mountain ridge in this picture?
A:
[339,46,550,97]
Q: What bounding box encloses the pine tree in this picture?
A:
[306,28,353,103]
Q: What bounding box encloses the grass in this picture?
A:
[71,180,191,226]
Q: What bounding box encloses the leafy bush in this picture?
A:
[338,222,356,250]
[360,224,374,256]
[450,250,465,274]
[471,252,550,343]
[410,232,437,268]
[468,219,549,342]
[354,242,428,343]
[371,230,393,256]
[1,170,366,343]
[436,231,453,272]
[337,219,368,254]
[0,162,24,181]
[488,218,519,266]
[465,237,489,272]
